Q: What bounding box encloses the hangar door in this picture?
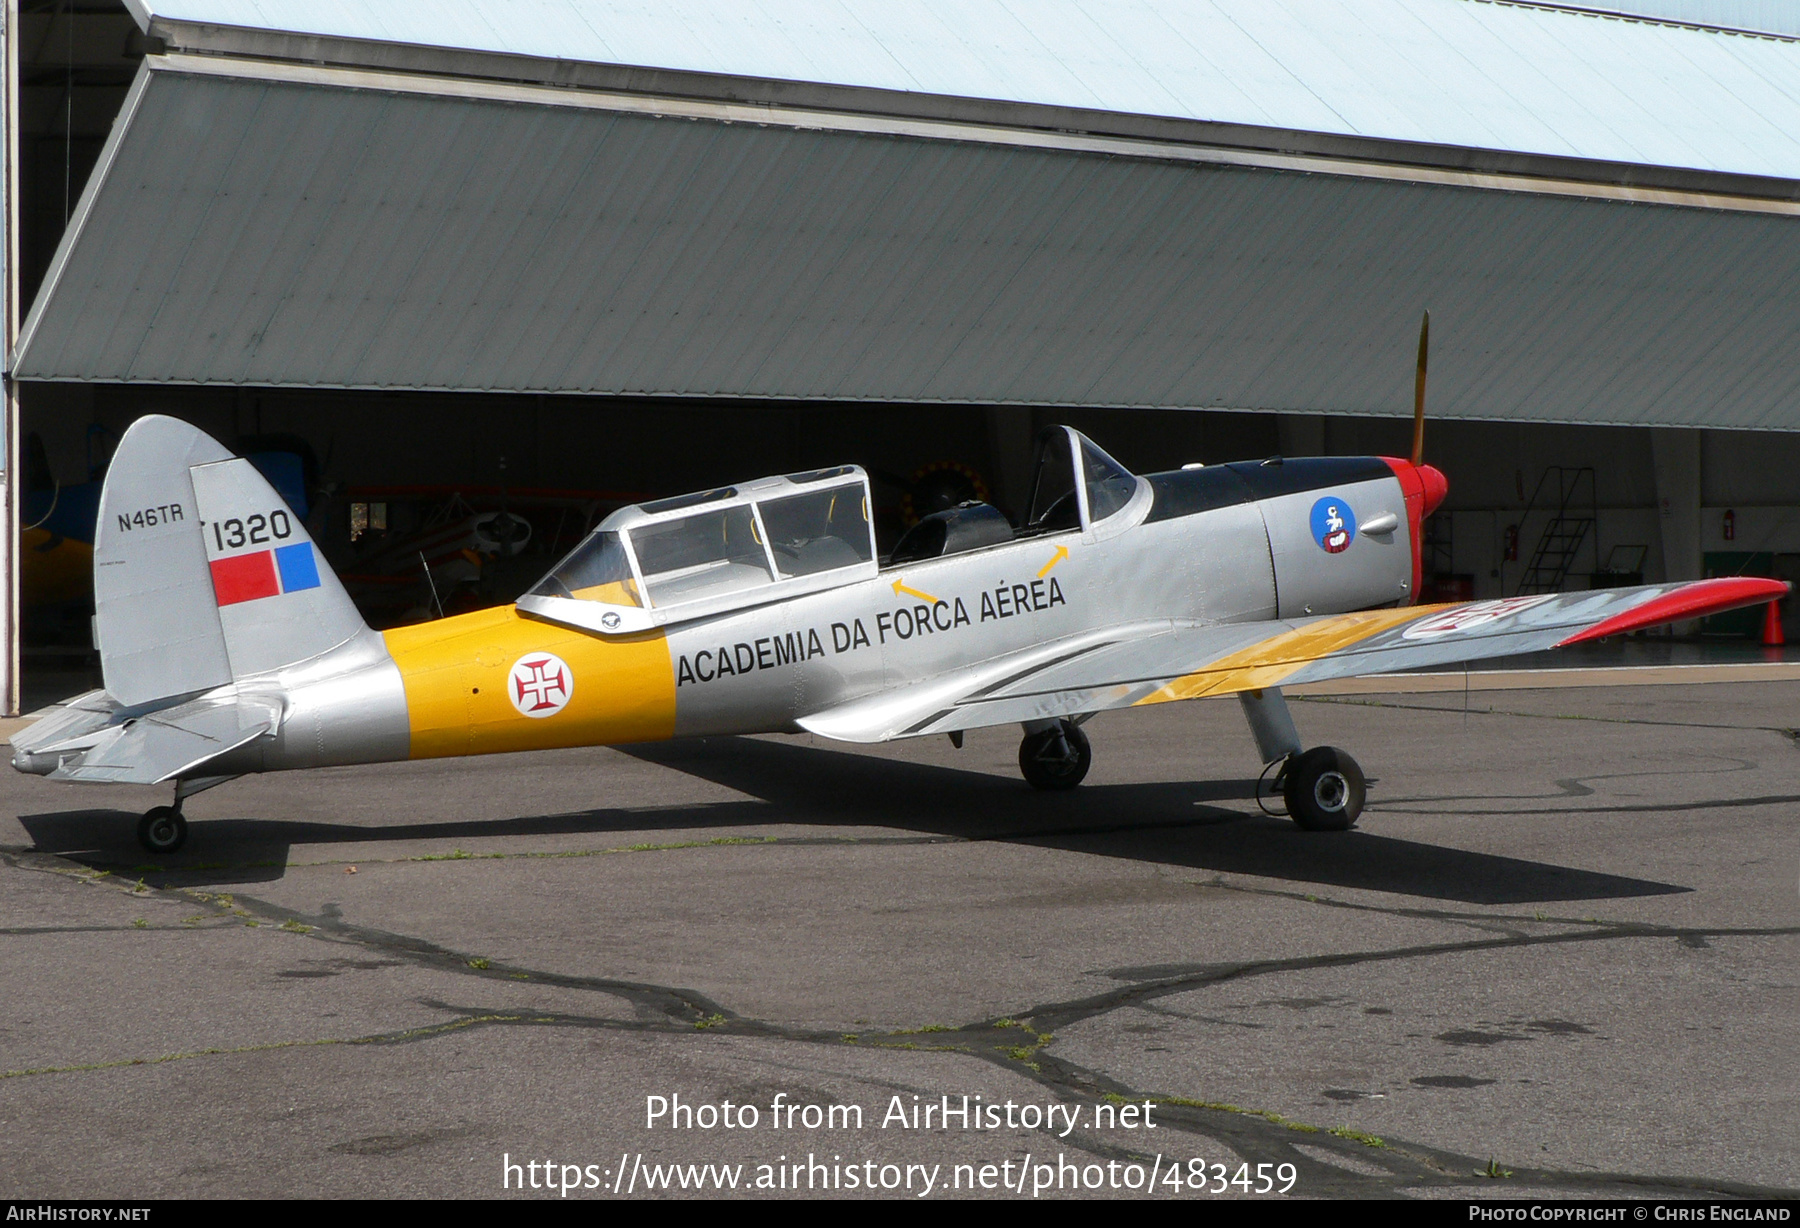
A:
[22,53,1800,426]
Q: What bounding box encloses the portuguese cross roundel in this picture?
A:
[509,652,573,718]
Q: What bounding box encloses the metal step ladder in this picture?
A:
[1512,467,1597,596]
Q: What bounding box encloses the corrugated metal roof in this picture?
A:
[1555,2,1800,38]
[16,62,1800,428]
[127,0,1800,181]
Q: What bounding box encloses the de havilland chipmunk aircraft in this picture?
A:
[12,391,1788,854]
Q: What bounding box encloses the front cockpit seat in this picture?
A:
[888,501,1014,565]
[1031,491,1080,532]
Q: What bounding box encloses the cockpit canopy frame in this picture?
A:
[517,465,876,636]
[1023,425,1149,541]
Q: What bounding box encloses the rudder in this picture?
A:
[194,450,368,680]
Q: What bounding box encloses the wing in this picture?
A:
[797,577,1787,743]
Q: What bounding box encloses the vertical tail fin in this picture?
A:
[95,415,366,706]
[94,417,235,706]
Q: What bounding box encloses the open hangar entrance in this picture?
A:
[13,380,1260,683]
[23,379,1800,702]
[8,1,1800,711]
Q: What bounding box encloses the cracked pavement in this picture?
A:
[1,680,1796,1198]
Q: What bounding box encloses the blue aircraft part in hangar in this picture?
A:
[2,0,1799,711]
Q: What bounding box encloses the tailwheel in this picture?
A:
[137,805,188,855]
[1282,747,1365,831]
[1019,720,1091,791]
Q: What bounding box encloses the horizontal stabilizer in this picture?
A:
[41,694,282,785]
[11,690,121,755]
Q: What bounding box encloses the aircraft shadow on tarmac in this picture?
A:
[20,736,1691,905]
[615,738,1692,906]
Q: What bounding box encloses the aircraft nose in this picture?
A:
[1379,456,1449,518]
[1419,464,1448,517]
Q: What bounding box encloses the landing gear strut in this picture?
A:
[137,804,188,855]
[133,775,236,854]
[1280,747,1365,831]
[1019,719,1091,790]
[1238,688,1366,831]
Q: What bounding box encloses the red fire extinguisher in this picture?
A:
[1503,524,1519,562]
[1723,509,1736,541]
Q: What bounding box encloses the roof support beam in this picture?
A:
[153,50,1800,217]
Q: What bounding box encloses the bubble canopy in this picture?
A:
[518,467,876,635]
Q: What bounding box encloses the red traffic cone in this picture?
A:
[1762,600,1785,647]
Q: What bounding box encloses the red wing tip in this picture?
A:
[1558,577,1790,647]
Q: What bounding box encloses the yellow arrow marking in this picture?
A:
[892,578,939,603]
[1037,545,1069,578]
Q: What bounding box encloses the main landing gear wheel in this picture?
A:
[1282,747,1365,832]
[137,805,188,855]
[1019,721,1091,791]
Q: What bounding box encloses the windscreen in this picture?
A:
[1082,437,1139,522]
[757,483,873,578]
[1026,431,1079,531]
[631,506,773,607]
[528,531,641,606]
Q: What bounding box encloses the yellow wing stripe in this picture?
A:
[383,605,676,759]
[1133,604,1454,705]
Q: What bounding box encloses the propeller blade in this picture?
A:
[1410,309,1430,468]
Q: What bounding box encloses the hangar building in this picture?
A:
[3,0,1799,711]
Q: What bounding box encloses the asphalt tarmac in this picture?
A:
[1,679,1795,1199]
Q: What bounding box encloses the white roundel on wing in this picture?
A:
[509,651,574,718]
[1401,595,1555,640]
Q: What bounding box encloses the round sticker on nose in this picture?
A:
[509,652,573,718]
[1310,497,1357,554]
